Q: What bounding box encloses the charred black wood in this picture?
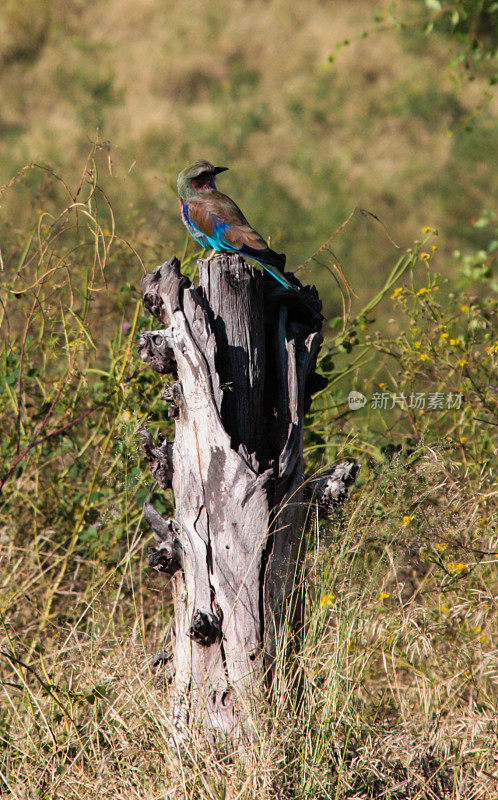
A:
[138,329,177,376]
[148,545,182,575]
[189,610,223,647]
[161,383,183,419]
[151,650,173,673]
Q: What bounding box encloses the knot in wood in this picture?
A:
[142,290,164,320]
[189,610,222,647]
[148,544,181,575]
[138,330,177,376]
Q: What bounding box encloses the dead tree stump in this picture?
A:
[138,254,358,746]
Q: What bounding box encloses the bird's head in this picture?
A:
[177,161,228,200]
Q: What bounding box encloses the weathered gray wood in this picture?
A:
[138,253,356,747]
[141,257,269,742]
[198,255,266,462]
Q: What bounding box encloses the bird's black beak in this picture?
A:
[213,166,228,175]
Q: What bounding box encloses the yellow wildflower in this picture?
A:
[458,359,468,367]
[403,515,415,526]
[450,338,462,347]
[440,332,449,340]
[460,304,469,312]
[440,602,449,614]
[391,287,403,299]
[379,382,387,389]
[321,594,335,607]
[480,635,488,644]
[431,245,438,252]
[379,592,390,601]
[435,543,446,552]
[417,287,430,295]
[446,562,467,574]
[413,341,421,349]
[420,253,430,261]
[422,226,431,233]
[459,436,467,443]
[420,353,430,361]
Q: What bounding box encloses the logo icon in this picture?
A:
[348,391,367,411]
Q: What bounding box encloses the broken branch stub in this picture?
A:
[305,462,360,515]
[144,502,182,576]
[138,254,356,746]
[139,428,173,490]
[138,329,177,376]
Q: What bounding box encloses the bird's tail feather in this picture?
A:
[238,243,297,290]
[256,259,297,291]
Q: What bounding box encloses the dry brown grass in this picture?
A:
[1,442,495,799]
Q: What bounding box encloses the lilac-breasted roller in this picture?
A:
[177,160,295,290]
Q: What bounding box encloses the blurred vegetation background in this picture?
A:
[1,0,497,316]
[0,1,496,798]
